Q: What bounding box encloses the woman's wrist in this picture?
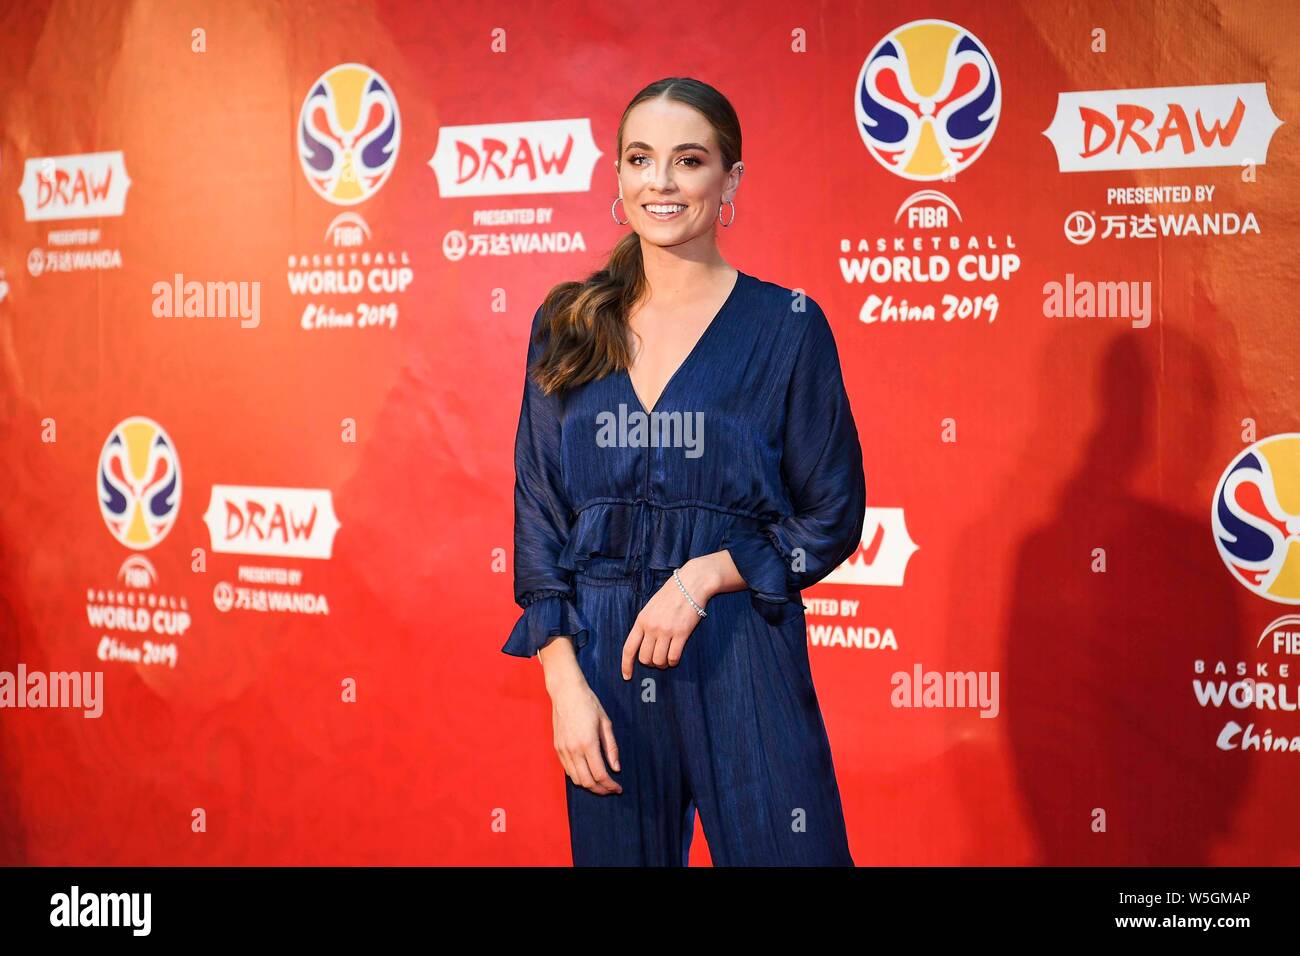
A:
[539,637,586,695]
[677,554,724,604]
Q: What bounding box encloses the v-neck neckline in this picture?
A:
[623,268,745,416]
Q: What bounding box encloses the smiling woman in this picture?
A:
[505,77,865,868]
[643,202,687,220]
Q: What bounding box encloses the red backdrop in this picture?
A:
[1,0,1297,865]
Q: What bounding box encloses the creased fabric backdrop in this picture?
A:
[0,0,1297,865]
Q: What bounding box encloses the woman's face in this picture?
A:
[616,97,741,249]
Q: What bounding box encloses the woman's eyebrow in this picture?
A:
[623,141,711,153]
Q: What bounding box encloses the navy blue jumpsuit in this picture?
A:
[503,269,865,866]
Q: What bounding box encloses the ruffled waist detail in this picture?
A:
[555,499,806,626]
[557,500,766,575]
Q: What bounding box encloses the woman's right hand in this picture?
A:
[541,639,623,795]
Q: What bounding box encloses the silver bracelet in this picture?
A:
[672,568,707,617]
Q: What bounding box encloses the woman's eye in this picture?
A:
[628,154,701,167]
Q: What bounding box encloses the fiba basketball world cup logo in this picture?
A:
[1213,433,1300,604]
[855,19,1000,181]
[298,63,400,205]
[98,416,181,550]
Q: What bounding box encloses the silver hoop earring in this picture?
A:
[718,199,736,227]
[611,196,629,225]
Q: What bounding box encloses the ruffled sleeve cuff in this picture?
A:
[501,589,592,658]
[721,527,806,627]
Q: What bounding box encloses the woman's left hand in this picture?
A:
[621,556,720,679]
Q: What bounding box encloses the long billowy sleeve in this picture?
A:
[501,306,591,658]
[721,300,867,625]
